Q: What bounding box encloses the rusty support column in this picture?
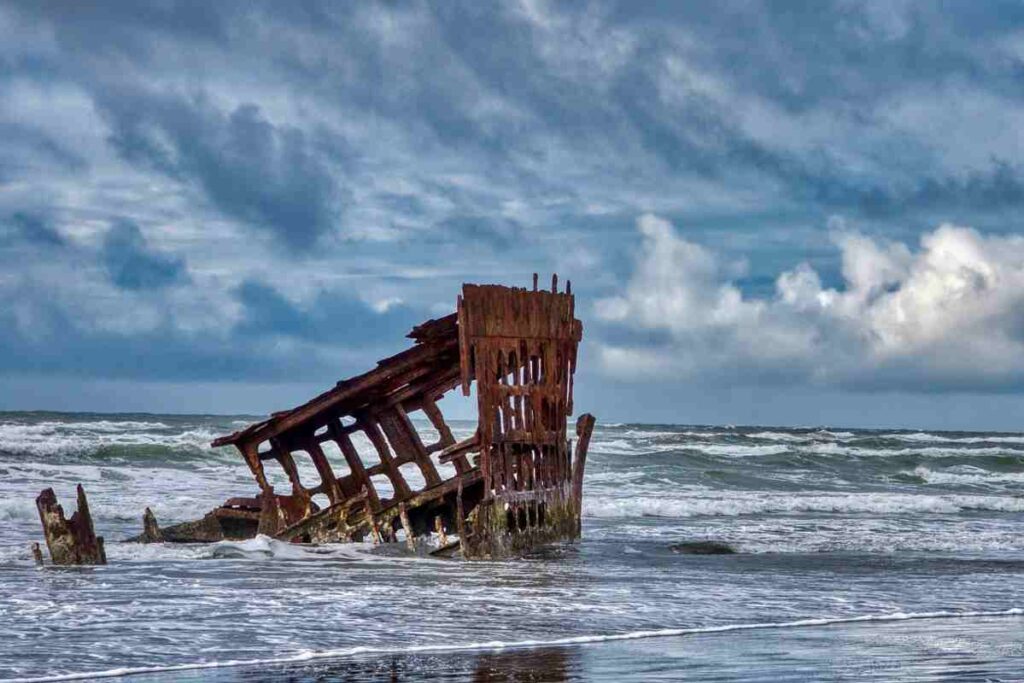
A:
[571,413,595,517]
[257,487,286,536]
[379,408,441,487]
[330,421,382,511]
[306,439,344,504]
[399,503,416,550]
[361,418,413,499]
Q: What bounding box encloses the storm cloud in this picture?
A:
[4,1,1024,425]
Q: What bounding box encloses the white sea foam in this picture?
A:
[745,431,810,442]
[743,430,857,443]
[0,421,224,458]
[819,430,856,439]
[211,535,340,560]
[103,542,212,563]
[621,429,686,438]
[207,535,449,565]
[583,492,1024,519]
[693,444,790,457]
[592,439,1024,460]
[909,465,1024,486]
[8,608,1021,682]
[883,432,1024,444]
[591,440,792,457]
[809,443,1023,458]
[588,439,645,455]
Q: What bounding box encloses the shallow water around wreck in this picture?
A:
[2,412,1024,681]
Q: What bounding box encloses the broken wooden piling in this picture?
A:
[35,485,106,565]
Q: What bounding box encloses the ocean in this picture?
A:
[2,412,1024,681]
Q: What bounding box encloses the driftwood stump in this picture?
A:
[35,485,106,565]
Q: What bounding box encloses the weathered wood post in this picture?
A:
[35,484,107,565]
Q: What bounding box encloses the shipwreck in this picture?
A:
[80,275,592,564]
[35,277,595,563]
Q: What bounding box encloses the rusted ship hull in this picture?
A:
[207,276,594,558]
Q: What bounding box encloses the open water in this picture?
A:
[2,413,1023,680]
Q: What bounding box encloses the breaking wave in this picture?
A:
[908,465,1024,486]
[882,432,1024,444]
[0,420,225,459]
[583,492,1024,519]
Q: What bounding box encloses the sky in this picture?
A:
[3,1,1024,430]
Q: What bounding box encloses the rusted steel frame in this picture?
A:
[438,432,479,464]
[504,443,515,493]
[274,491,369,540]
[495,484,569,505]
[394,406,443,481]
[210,278,590,558]
[213,337,458,449]
[304,439,344,504]
[362,469,483,542]
[456,478,467,540]
[461,285,579,498]
[239,441,271,493]
[329,420,381,511]
[407,312,458,342]
[257,489,286,535]
[359,416,414,500]
[552,441,564,487]
[398,503,415,549]
[295,363,458,449]
[419,394,455,447]
[434,516,449,545]
[279,365,459,491]
[381,365,461,411]
[495,432,561,447]
[378,407,442,487]
[269,437,308,501]
[511,343,524,431]
[346,360,459,419]
[457,293,471,396]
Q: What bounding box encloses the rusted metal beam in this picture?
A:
[571,413,596,516]
[360,417,413,500]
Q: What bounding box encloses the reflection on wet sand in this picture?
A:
[230,646,581,682]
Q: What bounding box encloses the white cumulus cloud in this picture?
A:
[595,214,1024,391]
